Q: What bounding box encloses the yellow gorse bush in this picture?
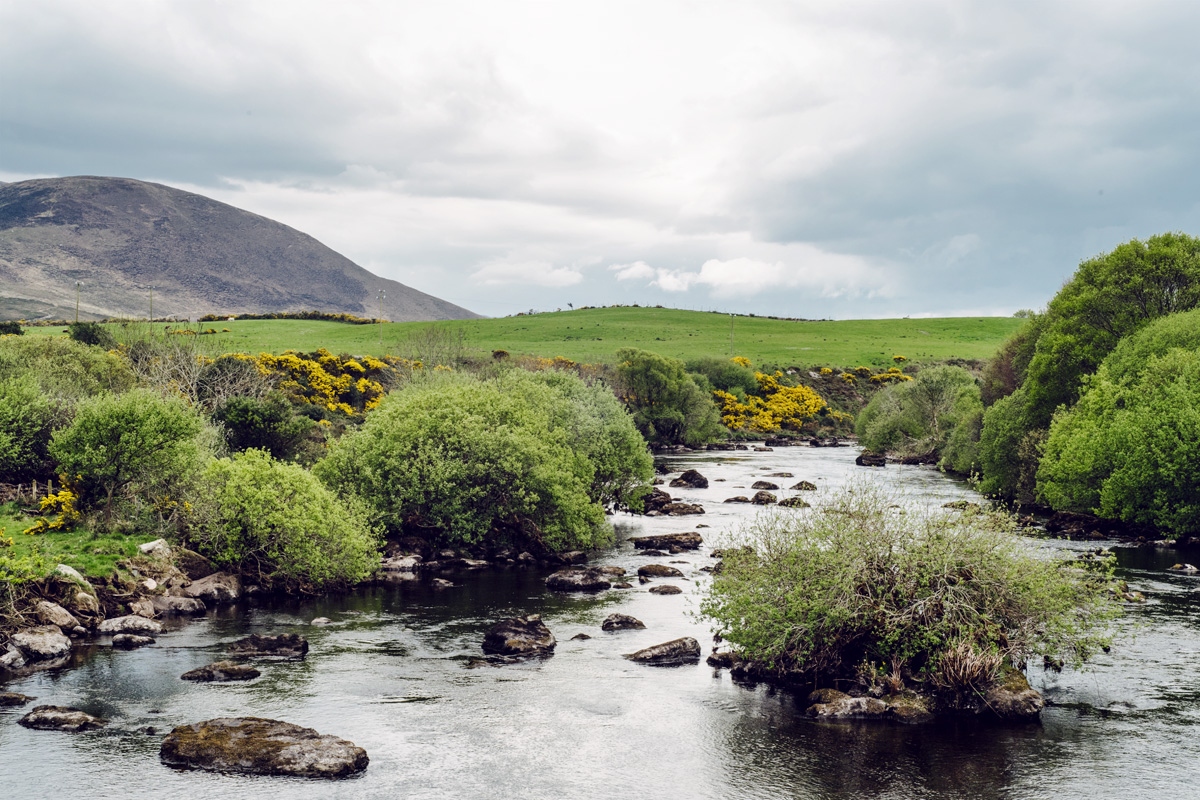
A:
[23,487,81,535]
[714,371,829,433]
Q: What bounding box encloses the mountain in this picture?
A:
[0,176,480,321]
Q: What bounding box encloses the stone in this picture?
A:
[175,548,216,580]
[130,598,158,618]
[66,589,101,617]
[649,585,683,595]
[557,550,589,565]
[570,633,592,640]
[856,452,887,467]
[766,472,794,478]
[431,578,454,589]
[790,480,817,491]
[723,496,750,503]
[625,637,701,665]
[183,572,241,604]
[637,564,684,579]
[113,634,155,649]
[983,669,1044,721]
[98,615,163,636]
[807,695,890,720]
[151,595,207,616]
[779,497,811,508]
[594,566,627,576]
[662,502,705,516]
[601,613,646,631]
[943,500,982,511]
[310,617,333,626]
[751,490,777,505]
[18,705,106,732]
[1168,563,1199,572]
[481,615,556,657]
[545,568,612,592]
[35,600,78,629]
[613,582,633,589]
[160,717,368,778]
[0,645,26,670]
[53,564,88,585]
[1,692,35,706]
[751,480,779,490]
[139,538,171,557]
[227,633,309,659]
[706,652,740,668]
[669,469,709,489]
[11,626,72,661]
[182,661,262,682]
[380,555,422,572]
[516,551,537,565]
[629,532,703,551]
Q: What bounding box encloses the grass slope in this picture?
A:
[22,308,1023,367]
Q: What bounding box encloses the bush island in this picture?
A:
[193,449,379,590]
[317,371,648,551]
[700,484,1118,691]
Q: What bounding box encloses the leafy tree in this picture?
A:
[193,449,380,590]
[686,356,759,399]
[976,386,1044,503]
[68,321,118,349]
[0,321,23,336]
[855,365,981,462]
[0,376,63,482]
[212,393,317,462]
[1038,339,1200,536]
[48,389,209,524]
[0,335,134,401]
[613,348,724,447]
[316,372,613,551]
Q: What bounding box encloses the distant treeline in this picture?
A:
[199,311,380,325]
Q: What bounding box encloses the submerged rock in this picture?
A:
[481,615,556,657]
[601,614,646,631]
[182,661,262,682]
[637,564,684,579]
[855,452,887,467]
[649,585,683,595]
[18,705,106,732]
[751,480,779,490]
[625,637,701,665]
[790,480,817,491]
[629,532,703,551]
[723,496,751,504]
[669,469,709,489]
[751,490,777,505]
[779,497,811,508]
[0,692,35,706]
[227,633,309,659]
[112,634,155,649]
[546,568,611,593]
[983,669,1044,721]
[706,652,740,669]
[160,717,368,778]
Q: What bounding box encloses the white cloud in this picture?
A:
[609,261,655,281]
[471,258,583,288]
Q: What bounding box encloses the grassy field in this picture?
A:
[21,307,1024,368]
[1,503,139,580]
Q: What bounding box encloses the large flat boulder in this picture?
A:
[183,572,241,604]
[481,615,556,657]
[624,637,701,665]
[629,532,703,551]
[545,568,611,593]
[182,661,262,682]
[160,717,368,778]
[601,614,645,631]
[151,595,207,616]
[99,615,163,635]
[637,564,684,579]
[18,705,105,732]
[11,626,72,661]
[35,600,78,629]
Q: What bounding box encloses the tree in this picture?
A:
[48,389,209,525]
[67,321,118,349]
[193,449,380,590]
[0,321,23,336]
[613,348,724,447]
[212,393,317,463]
[0,376,62,482]
[856,365,981,462]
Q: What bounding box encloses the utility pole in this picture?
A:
[149,286,153,322]
[75,281,81,323]
[730,313,734,357]
[377,289,386,350]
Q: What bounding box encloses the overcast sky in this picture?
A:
[3,1,1198,319]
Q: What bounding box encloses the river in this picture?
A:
[2,445,1198,799]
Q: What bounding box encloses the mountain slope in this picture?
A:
[0,176,480,321]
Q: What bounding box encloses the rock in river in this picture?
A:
[18,705,106,732]
[856,452,887,467]
[35,600,78,630]
[227,633,309,659]
[0,692,35,706]
[112,634,155,649]
[151,595,207,616]
[779,497,811,508]
[11,625,72,662]
[183,571,242,604]
[637,564,684,579]
[751,480,779,490]
[160,717,369,778]
[669,469,709,489]
[546,568,611,592]
[481,615,556,656]
[625,637,701,665]
[99,615,163,636]
[182,661,262,682]
[751,490,777,505]
[649,585,683,595]
[601,614,646,631]
[790,480,817,491]
[629,532,703,551]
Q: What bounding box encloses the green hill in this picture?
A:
[23,307,1022,368]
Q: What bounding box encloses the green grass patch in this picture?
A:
[20,308,1023,368]
[1,503,139,580]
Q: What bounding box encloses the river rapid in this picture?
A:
[2,445,1198,800]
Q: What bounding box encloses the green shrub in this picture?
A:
[685,356,759,399]
[0,334,134,401]
[855,365,981,461]
[977,386,1043,503]
[614,348,725,447]
[1038,347,1200,536]
[700,483,1118,686]
[0,321,23,336]
[68,321,118,349]
[316,372,615,551]
[193,449,380,590]
[212,393,317,463]
[0,376,63,482]
[48,389,210,526]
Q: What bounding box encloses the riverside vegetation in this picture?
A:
[1,294,1129,727]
